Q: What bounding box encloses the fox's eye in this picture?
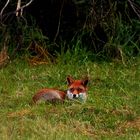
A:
[77,88,83,92]
[70,88,74,92]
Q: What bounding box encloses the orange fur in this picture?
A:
[32,76,89,103]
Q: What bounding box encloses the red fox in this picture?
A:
[32,76,89,103]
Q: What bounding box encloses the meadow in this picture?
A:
[0,52,140,139]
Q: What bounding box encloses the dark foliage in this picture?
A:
[0,0,140,59]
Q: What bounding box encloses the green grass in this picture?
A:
[0,54,140,139]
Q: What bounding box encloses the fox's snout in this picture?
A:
[67,89,87,102]
[73,94,77,98]
[72,93,79,99]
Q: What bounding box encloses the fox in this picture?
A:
[32,76,89,103]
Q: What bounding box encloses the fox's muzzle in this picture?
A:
[73,94,76,98]
[66,90,87,102]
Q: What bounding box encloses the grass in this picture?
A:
[0,53,140,139]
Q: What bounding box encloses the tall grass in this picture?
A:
[0,12,140,61]
[102,15,140,59]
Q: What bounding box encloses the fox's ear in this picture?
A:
[82,77,89,87]
[67,76,74,85]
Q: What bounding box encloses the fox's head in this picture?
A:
[66,76,89,102]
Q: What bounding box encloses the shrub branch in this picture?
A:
[128,0,140,19]
[0,0,10,20]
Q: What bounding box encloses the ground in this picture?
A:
[0,57,140,139]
